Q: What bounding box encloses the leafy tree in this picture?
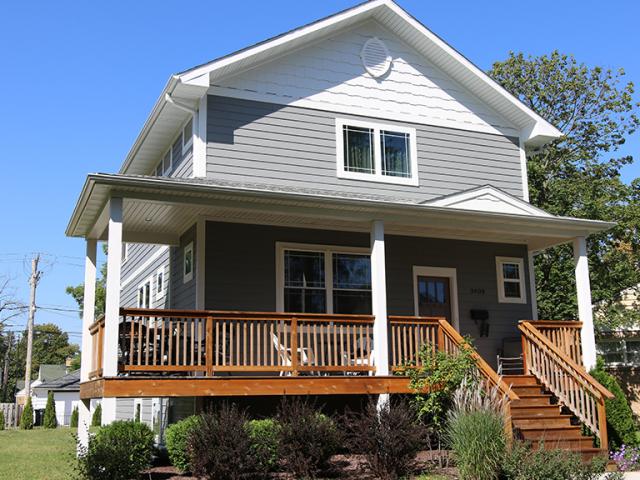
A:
[66,244,107,318]
[43,391,57,429]
[489,51,640,328]
[20,397,33,430]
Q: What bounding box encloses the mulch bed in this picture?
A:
[144,451,458,479]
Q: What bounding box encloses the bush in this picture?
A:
[502,441,610,480]
[43,391,58,429]
[246,418,281,475]
[445,377,507,480]
[610,444,640,472]
[187,404,257,480]
[20,397,33,430]
[277,398,340,479]
[165,415,201,473]
[591,357,638,449]
[91,404,102,427]
[401,339,477,432]
[75,420,154,480]
[0,410,5,430]
[343,397,423,480]
[70,406,79,428]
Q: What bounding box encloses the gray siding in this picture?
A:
[121,244,170,309]
[115,398,134,421]
[206,95,523,201]
[169,225,197,309]
[204,221,532,366]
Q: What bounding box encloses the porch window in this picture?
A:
[280,244,371,315]
[183,242,193,283]
[137,278,151,309]
[156,266,166,298]
[597,337,640,366]
[336,118,418,186]
[495,257,526,304]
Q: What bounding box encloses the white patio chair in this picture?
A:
[271,333,314,376]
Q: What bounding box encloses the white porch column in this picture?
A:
[573,236,597,370]
[78,239,97,450]
[102,197,123,424]
[370,220,389,376]
[527,250,538,321]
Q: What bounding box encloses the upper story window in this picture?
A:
[152,116,194,176]
[495,257,526,304]
[183,118,193,153]
[336,118,418,186]
[137,278,152,309]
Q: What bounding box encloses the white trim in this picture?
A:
[370,220,389,375]
[155,266,166,299]
[495,256,527,304]
[80,239,97,384]
[412,266,460,331]
[275,242,370,313]
[527,250,538,320]
[103,197,123,377]
[335,118,419,186]
[183,241,194,283]
[574,236,596,370]
[121,246,169,288]
[136,276,153,308]
[182,116,193,154]
[518,137,530,202]
[360,37,391,78]
[192,95,207,178]
[122,243,129,264]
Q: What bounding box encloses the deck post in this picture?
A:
[370,220,389,378]
[102,197,123,424]
[573,236,596,371]
[78,239,97,451]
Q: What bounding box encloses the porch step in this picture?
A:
[512,414,574,429]
[503,375,539,386]
[518,425,584,440]
[527,437,595,450]
[512,394,554,407]
[511,405,562,418]
[511,385,545,396]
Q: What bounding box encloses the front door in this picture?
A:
[417,276,452,323]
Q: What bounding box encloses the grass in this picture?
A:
[0,427,76,480]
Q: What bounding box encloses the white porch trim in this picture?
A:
[371,220,389,376]
[574,236,596,370]
[411,265,460,331]
[527,250,538,320]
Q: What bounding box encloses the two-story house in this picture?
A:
[67,0,614,456]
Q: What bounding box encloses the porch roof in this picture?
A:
[66,174,614,251]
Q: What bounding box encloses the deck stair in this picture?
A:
[504,375,607,461]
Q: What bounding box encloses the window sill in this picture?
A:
[337,170,419,187]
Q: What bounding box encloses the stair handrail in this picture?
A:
[519,320,614,448]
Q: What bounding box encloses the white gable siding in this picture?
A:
[209,21,518,138]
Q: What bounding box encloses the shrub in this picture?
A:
[20,397,33,430]
[75,420,154,480]
[165,415,201,473]
[445,377,507,480]
[610,444,640,472]
[0,410,5,430]
[70,406,79,428]
[246,418,281,475]
[91,403,101,427]
[43,391,58,428]
[401,339,477,432]
[277,398,340,479]
[501,441,610,480]
[343,397,424,480]
[187,404,257,480]
[591,357,638,449]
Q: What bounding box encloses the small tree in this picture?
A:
[20,397,33,430]
[0,409,5,430]
[70,406,79,428]
[91,404,102,427]
[43,391,58,428]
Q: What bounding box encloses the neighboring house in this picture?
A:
[67,0,615,455]
[32,370,80,426]
[15,364,67,406]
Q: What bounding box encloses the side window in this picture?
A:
[137,278,152,309]
[495,257,526,304]
[156,266,166,298]
[183,242,194,283]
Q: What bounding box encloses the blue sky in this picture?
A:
[0,0,638,345]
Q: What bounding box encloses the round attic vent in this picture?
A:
[360,37,391,78]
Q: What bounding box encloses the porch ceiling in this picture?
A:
[67,174,614,251]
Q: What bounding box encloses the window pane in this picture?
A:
[144,282,151,308]
[597,341,624,364]
[343,126,373,174]
[502,263,520,280]
[183,119,193,144]
[284,288,326,313]
[333,290,372,314]
[163,151,171,174]
[381,130,410,177]
[333,254,371,289]
[503,281,521,298]
[284,251,325,288]
[185,250,193,275]
[157,272,163,294]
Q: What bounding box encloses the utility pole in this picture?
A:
[24,254,42,395]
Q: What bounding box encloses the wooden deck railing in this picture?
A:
[528,320,583,366]
[118,309,376,376]
[519,320,614,447]
[88,315,105,379]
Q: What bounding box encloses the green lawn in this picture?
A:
[0,428,76,480]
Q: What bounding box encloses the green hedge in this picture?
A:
[165,415,201,473]
[20,398,33,430]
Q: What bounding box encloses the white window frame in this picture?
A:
[155,266,166,299]
[182,117,194,154]
[495,256,527,304]
[136,277,153,309]
[335,118,419,186]
[183,242,194,283]
[275,242,371,314]
[122,243,129,264]
[412,266,460,331]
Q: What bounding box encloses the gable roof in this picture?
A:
[119,0,562,176]
[36,370,80,392]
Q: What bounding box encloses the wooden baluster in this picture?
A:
[168,319,173,366]
[332,322,337,367]
[320,323,325,367]
[270,322,275,367]
[291,317,299,376]
[137,316,143,366]
[206,317,213,376]
[255,321,260,367]
[222,321,227,366]
[313,323,318,369]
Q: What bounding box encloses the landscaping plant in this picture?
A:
[277,397,340,479]
[610,444,640,472]
[445,377,507,480]
[20,397,33,430]
[343,397,424,480]
[70,406,79,428]
[0,410,4,430]
[246,418,281,475]
[186,403,257,480]
[43,391,57,428]
[165,415,201,473]
[75,420,154,480]
[90,403,101,427]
